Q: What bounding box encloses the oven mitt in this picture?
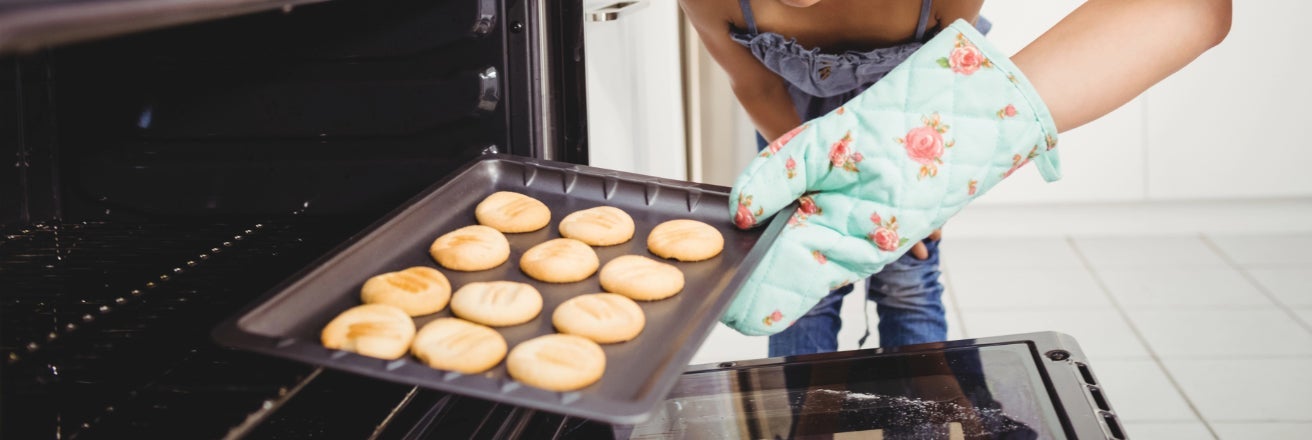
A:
[723,19,1060,336]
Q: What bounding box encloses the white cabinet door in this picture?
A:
[583,0,687,180]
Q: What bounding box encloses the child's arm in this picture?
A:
[680,0,801,141]
[719,1,1231,336]
[1015,0,1231,132]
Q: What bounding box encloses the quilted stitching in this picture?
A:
[723,20,1060,336]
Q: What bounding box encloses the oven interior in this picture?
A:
[1,0,590,438]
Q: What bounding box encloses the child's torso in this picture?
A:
[731,0,932,52]
[729,0,989,118]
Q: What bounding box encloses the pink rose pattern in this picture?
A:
[734,193,765,229]
[739,35,1050,321]
[867,212,909,252]
[798,195,820,215]
[789,194,822,228]
[997,104,1017,119]
[897,114,954,179]
[760,124,809,158]
[827,132,862,172]
[1003,145,1040,179]
[937,33,993,75]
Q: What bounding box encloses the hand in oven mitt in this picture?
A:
[723,20,1061,336]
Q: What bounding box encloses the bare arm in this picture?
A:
[680,0,801,141]
[1014,0,1231,132]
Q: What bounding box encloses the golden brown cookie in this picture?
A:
[320,304,416,360]
[449,281,543,327]
[411,318,507,374]
[519,238,600,283]
[475,191,551,233]
[429,225,511,271]
[558,206,636,246]
[646,219,724,262]
[553,293,646,343]
[506,334,606,392]
[598,255,685,301]
[360,266,452,316]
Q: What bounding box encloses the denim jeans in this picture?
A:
[753,133,947,356]
[767,238,946,357]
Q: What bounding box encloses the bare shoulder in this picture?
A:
[933,0,985,29]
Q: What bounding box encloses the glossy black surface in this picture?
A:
[1,0,589,437]
[0,219,363,438]
[337,333,1120,440]
[2,0,587,225]
[633,344,1062,439]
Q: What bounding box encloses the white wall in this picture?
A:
[693,0,1312,204]
[976,0,1312,204]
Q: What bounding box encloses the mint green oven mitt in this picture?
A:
[724,19,1061,336]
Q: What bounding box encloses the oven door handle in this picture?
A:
[588,1,650,22]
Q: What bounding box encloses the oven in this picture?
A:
[2,0,587,437]
[1,1,1125,438]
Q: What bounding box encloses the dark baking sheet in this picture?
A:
[213,154,790,424]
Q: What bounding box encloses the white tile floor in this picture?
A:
[690,201,1312,439]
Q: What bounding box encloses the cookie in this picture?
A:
[475,191,551,233]
[646,219,724,262]
[553,293,646,343]
[320,304,416,360]
[519,238,600,283]
[598,255,685,301]
[411,318,507,374]
[449,281,543,327]
[429,225,511,271]
[558,206,635,246]
[506,334,606,392]
[360,266,452,316]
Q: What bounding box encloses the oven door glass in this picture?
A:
[628,343,1066,440]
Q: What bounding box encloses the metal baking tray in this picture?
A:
[213,154,790,424]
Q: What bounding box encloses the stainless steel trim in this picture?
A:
[0,0,332,55]
[471,0,497,35]
[535,1,554,160]
[477,66,500,112]
[588,1,650,22]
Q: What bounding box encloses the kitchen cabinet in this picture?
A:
[583,0,688,180]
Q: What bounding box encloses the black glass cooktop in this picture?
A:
[626,343,1075,440]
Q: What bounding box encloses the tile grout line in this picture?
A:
[1065,236,1222,440]
[1198,234,1312,335]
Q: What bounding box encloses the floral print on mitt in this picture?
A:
[720,19,1062,336]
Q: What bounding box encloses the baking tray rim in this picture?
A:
[212,153,793,424]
